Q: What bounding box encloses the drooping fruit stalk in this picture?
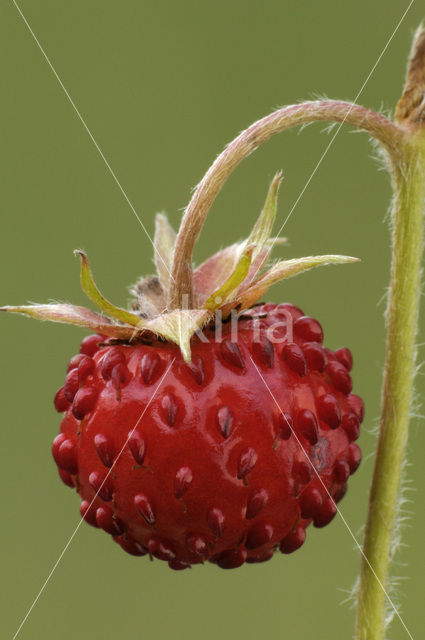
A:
[169,103,402,310]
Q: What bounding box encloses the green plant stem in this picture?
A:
[355,133,425,640]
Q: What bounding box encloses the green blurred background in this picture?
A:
[1,1,424,638]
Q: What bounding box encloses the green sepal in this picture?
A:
[0,303,136,339]
[137,309,211,362]
[203,245,254,310]
[247,171,282,262]
[237,254,360,309]
[154,213,176,295]
[75,250,143,327]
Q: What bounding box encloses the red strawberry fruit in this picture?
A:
[2,172,363,569]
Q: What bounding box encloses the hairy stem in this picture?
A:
[356,137,425,640]
[356,25,425,640]
[169,101,402,308]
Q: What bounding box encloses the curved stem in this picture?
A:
[169,100,403,308]
[356,24,425,638]
[355,133,425,640]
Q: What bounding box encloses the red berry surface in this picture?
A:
[52,303,363,569]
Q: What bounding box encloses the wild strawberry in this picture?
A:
[2,169,363,569]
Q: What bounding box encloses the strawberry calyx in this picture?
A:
[1,169,357,361]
